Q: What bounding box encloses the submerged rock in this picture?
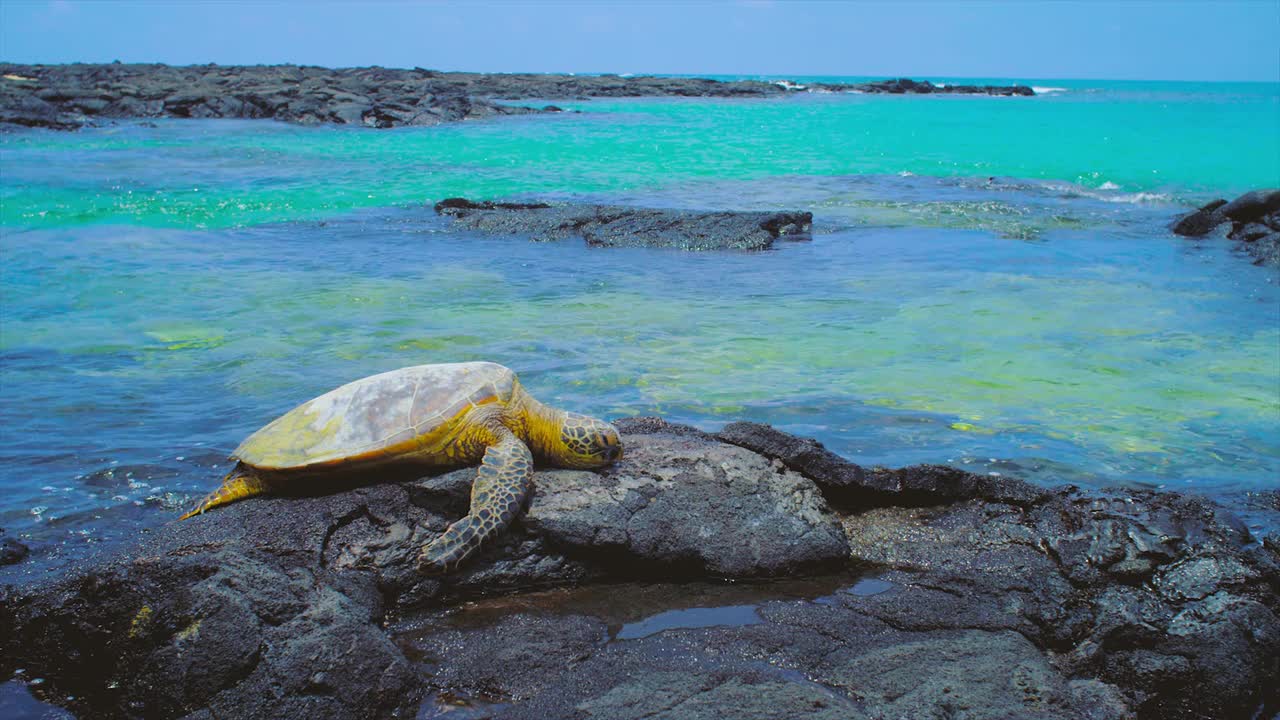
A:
[1,419,1275,719]
[435,197,813,250]
[0,528,28,566]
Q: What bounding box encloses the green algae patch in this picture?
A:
[145,327,227,351]
[128,605,154,639]
[175,618,203,643]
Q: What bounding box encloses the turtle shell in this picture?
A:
[234,362,516,471]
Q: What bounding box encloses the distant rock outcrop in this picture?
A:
[816,77,1036,96]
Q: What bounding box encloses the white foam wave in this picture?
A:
[774,80,807,91]
[1037,181,1171,205]
[1081,188,1172,204]
[1101,191,1171,204]
[1032,86,1067,95]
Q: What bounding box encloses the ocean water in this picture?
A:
[1,77,1278,569]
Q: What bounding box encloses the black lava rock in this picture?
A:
[1171,198,1229,237]
[2,423,1275,719]
[813,77,1035,96]
[434,198,812,250]
[0,63,788,131]
[1171,189,1280,266]
[1220,189,1280,224]
[1,65,1035,132]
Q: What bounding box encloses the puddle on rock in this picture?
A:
[417,691,511,720]
[615,603,763,640]
[815,576,897,605]
[0,679,76,720]
[401,572,895,640]
[398,572,897,717]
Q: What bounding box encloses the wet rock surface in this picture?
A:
[1171,188,1280,266]
[1,419,1276,719]
[435,198,813,250]
[0,64,1033,131]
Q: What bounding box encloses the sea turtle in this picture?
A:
[180,361,622,573]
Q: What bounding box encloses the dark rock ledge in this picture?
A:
[1172,188,1280,266]
[435,198,813,250]
[1,418,1276,719]
[0,63,1034,131]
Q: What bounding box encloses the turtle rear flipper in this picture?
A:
[179,465,270,520]
[417,430,532,574]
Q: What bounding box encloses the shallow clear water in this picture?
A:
[1,78,1278,566]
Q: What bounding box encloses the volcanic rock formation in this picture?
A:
[1,419,1274,719]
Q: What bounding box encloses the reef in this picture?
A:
[0,63,1033,131]
[1,418,1275,719]
[434,198,813,250]
[1172,188,1280,266]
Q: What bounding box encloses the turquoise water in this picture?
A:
[1,78,1278,564]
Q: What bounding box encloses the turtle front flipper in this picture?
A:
[417,430,533,574]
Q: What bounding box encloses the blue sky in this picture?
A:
[1,0,1276,82]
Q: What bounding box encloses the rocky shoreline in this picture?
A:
[0,63,1035,131]
[435,198,813,250]
[1,418,1275,719]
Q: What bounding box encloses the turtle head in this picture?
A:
[551,413,623,469]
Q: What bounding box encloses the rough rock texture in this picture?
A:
[0,63,551,130]
[1247,232,1280,266]
[402,604,1131,720]
[435,198,813,250]
[2,419,1276,719]
[0,64,1033,131]
[1171,188,1280,266]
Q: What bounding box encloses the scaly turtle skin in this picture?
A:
[180,362,621,573]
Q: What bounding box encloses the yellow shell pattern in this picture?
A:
[234,362,516,470]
